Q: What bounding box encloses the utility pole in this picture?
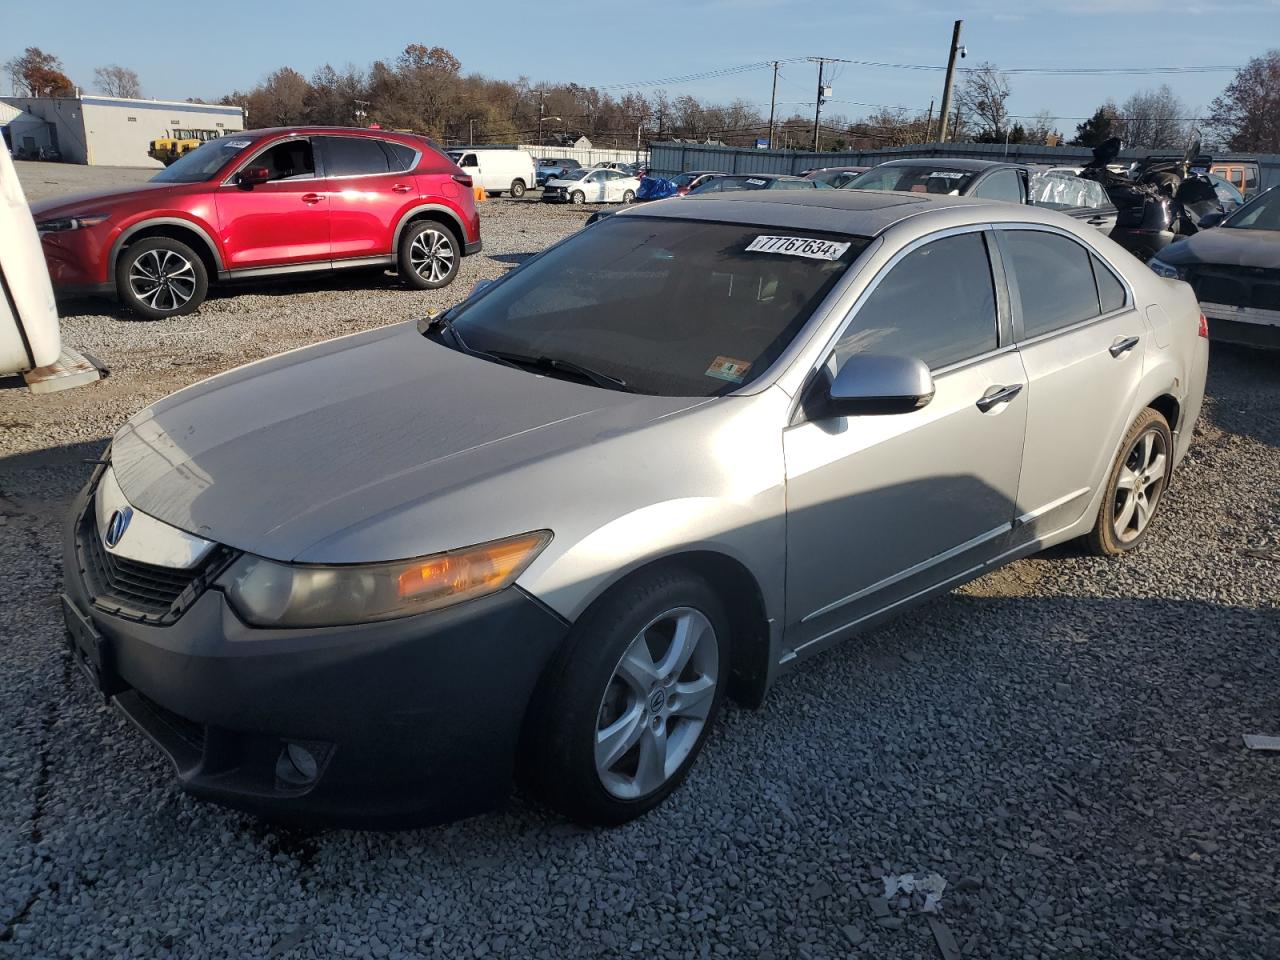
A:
[923,99,934,143]
[937,20,965,143]
[767,60,779,150]
[536,90,546,145]
[808,57,847,153]
[469,118,475,145]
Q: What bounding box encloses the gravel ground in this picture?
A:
[2,163,1279,959]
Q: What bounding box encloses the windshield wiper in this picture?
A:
[486,350,633,392]
[419,313,524,370]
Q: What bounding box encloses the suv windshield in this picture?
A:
[151,137,251,183]
[447,216,868,396]
[845,165,979,195]
[1223,187,1279,230]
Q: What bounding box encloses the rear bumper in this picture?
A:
[1202,307,1280,349]
[61,478,569,826]
[463,238,483,256]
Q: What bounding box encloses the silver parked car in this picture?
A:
[62,190,1208,826]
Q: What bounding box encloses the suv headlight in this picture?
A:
[37,213,109,235]
[1148,258,1183,280]
[219,531,552,628]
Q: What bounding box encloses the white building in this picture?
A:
[1,94,244,167]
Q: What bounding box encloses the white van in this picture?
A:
[0,147,60,377]
[446,148,536,198]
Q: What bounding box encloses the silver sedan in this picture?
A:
[61,189,1208,826]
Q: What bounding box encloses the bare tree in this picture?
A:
[1207,49,1280,153]
[956,62,1011,140]
[1120,85,1187,149]
[93,64,141,98]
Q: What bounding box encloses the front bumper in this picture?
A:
[61,475,569,825]
[40,227,113,292]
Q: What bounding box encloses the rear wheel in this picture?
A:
[115,237,208,320]
[570,190,586,205]
[510,179,526,198]
[398,221,459,289]
[524,567,729,825]
[1086,408,1173,555]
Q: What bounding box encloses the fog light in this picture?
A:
[276,742,320,787]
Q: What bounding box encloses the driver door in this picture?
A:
[783,229,1027,654]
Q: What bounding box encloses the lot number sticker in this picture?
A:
[705,356,752,383]
[746,235,851,261]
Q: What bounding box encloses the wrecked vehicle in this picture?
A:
[1080,135,1227,263]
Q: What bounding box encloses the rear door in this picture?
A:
[970,168,1026,205]
[784,228,1027,654]
[999,227,1145,542]
[215,136,330,270]
[318,135,419,262]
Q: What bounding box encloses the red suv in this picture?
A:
[32,127,481,320]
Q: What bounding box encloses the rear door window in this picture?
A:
[972,169,1024,203]
[1001,230,1104,338]
[321,137,391,177]
[1092,255,1126,313]
[834,231,999,371]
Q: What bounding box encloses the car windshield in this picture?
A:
[150,137,250,183]
[446,216,869,397]
[1223,187,1279,230]
[715,177,774,192]
[812,170,862,188]
[844,165,979,195]
[671,172,710,187]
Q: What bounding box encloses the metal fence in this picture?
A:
[519,144,648,167]
[649,141,1280,191]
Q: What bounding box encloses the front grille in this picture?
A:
[1186,266,1280,311]
[75,503,236,624]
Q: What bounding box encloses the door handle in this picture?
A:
[1109,335,1140,358]
[976,383,1023,413]
[392,183,413,194]
[300,193,322,204]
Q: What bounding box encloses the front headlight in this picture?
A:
[1148,258,1183,280]
[219,530,552,628]
[37,213,110,235]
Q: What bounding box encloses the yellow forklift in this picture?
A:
[148,128,221,166]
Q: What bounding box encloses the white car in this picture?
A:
[0,147,60,376]
[541,168,640,205]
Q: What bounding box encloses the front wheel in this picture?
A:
[524,567,729,825]
[621,189,636,204]
[509,179,526,198]
[115,238,208,320]
[570,190,585,205]
[398,222,459,289]
[1085,407,1173,555]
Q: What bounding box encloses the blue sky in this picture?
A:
[6,0,1278,131]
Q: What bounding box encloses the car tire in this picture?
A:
[397,221,459,290]
[1085,407,1173,556]
[622,190,636,204]
[115,237,208,320]
[570,190,586,205]
[510,179,526,198]
[523,566,730,825]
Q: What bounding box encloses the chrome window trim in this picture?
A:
[992,221,1136,346]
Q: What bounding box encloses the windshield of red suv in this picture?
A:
[447,216,869,396]
[150,137,251,183]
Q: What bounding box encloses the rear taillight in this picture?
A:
[1198,313,1209,339]
[452,174,473,188]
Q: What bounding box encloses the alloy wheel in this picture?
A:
[1112,427,1168,543]
[409,229,456,283]
[128,249,197,312]
[595,606,719,800]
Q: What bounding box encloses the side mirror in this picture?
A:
[1197,210,1225,229]
[238,165,269,187]
[816,354,935,418]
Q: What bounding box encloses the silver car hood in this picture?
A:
[110,322,700,562]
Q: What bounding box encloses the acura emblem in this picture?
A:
[104,507,133,548]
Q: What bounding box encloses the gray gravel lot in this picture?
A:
[2,162,1279,959]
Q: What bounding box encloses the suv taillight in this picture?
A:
[452,174,473,188]
[1198,312,1209,339]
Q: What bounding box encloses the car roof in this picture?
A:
[611,188,1067,236]
[873,157,1020,172]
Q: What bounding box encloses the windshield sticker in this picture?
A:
[224,139,251,149]
[929,171,965,179]
[706,356,752,384]
[746,235,851,261]
[746,178,767,185]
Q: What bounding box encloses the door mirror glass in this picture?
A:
[818,354,934,417]
[238,165,269,186]
[1197,210,1225,229]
